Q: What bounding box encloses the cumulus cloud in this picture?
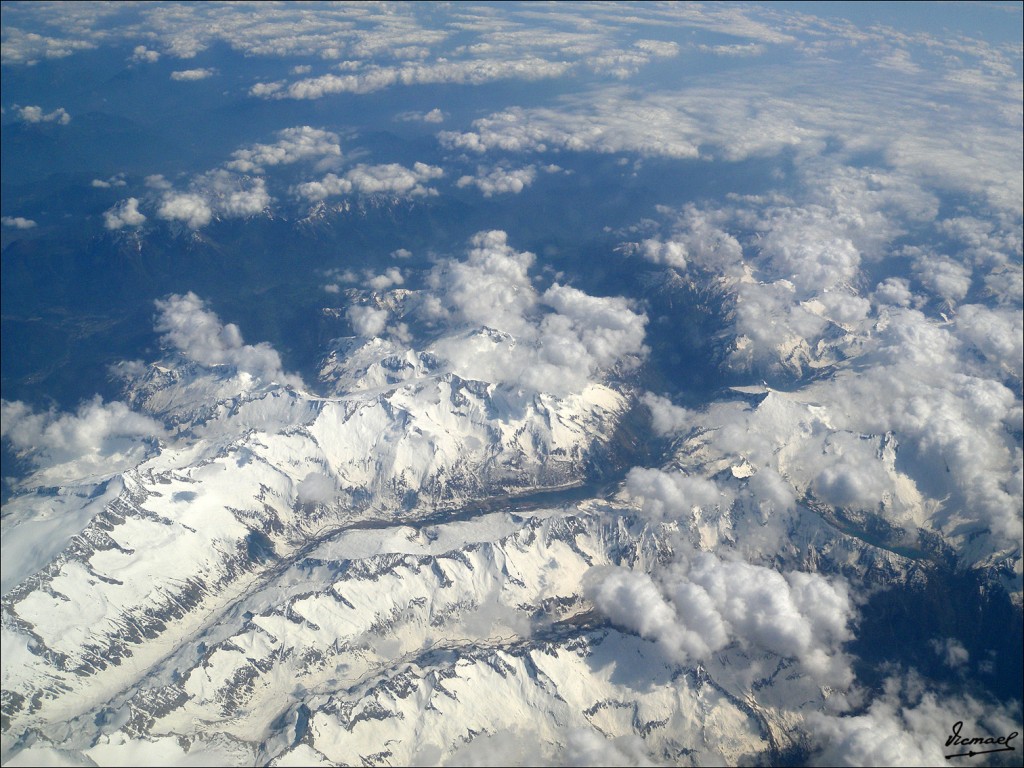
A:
[417,231,647,396]
[294,174,352,200]
[91,174,126,188]
[296,162,443,200]
[154,292,302,387]
[563,729,654,767]
[1,216,37,229]
[912,252,973,305]
[822,311,1022,551]
[640,238,688,269]
[170,67,214,81]
[641,393,694,437]
[155,172,270,228]
[254,57,573,100]
[397,107,445,123]
[814,459,890,511]
[366,267,404,292]
[249,80,284,97]
[696,43,766,56]
[157,193,213,229]
[586,551,855,685]
[633,39,679,58]
[457,165,537,197]
[347,305,389,338]
[103,198,147,230]
[541,283,649,371]
[145,174,173,190]
[631,163,949,378]
[12,105,71,125]
[625,467,725,521]
[1,397,165,482]
[439,100,701,159]
[226,126,342,173]
[296,472,337,505]
[807,677,1021,766]
[872,277,916,308]
[930,638,970,669]
[130,45,160,63]
[432,728,555,767]
[954,304,1024,380]
[0,26,96,65]
[345,162,443,196]
[428,230,536,334]
[200,171,271,216]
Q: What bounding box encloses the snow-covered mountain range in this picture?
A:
[3,229,1019,766]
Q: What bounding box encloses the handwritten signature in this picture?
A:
[945,721,1019,760]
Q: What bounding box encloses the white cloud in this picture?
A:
[912,252,973,305]
[1,216,37,229]
[296,162,443,200]
[295,173,352,200]
[954,304,1024,380]
[640,238,687,269]
[456,165,537,197]
[391,248,413,259]
[872,277,916,308]
[170,67,214,81]
[12,105,71,125]
[226,126,342,173]
[1,397,165,480]
[345,162,443,196]
[420,231,647,396]
[347,305,388,337]
[930,638,970,669]
[807,677,1021,767]
[586,568,699,661]
[154,292,302,387]
[396,108,445,123]
[130,45,160,63]
[439,100,700,159]
[366,267,404,292]
[696,43,766,56]
[91,174,126,188]
[157,193,212,229]
[624,467,725,521]
[144,174,173,190]
[586,550,855,685]
[259,57,574,100]
[563,729,655,767]
[0,26,96,65]
[103,198,147,230]
[200,171,271,216]
[437,67,1021,215]
[641,393,694,437]
[427,229,537,336]
[155,172,270,228]
[814,460,889,511]
[296,472,337,505]
[249,80,284,97]
[541,283,648,371]
[633,39,679,58]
